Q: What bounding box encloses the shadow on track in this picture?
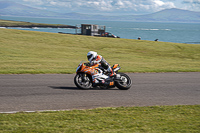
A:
[50,86,118,90]
[50,86,79,90]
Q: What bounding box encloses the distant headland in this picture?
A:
[0,19,77,29]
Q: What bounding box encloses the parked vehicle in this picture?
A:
[101,32,120,38]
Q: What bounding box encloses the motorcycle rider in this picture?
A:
[87,51,116,86]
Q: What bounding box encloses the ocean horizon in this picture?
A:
[1,16,200,44]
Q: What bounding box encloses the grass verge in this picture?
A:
[0,28,200,74]
[0,105,199,133]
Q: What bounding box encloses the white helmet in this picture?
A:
[87,51,97,62]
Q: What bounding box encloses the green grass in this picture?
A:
[0,28,200,74]
[0,105,199,133]
[0,28,200,132]
[0,19,72,27]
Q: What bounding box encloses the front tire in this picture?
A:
[74,73,92,89]
[115,73,132,90]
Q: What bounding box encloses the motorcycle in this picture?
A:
[74,61,132,90]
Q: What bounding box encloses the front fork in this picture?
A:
[80,73,87,82]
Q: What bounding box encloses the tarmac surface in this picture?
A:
[0,73,200,113]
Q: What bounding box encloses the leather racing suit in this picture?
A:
[90,55,115,85]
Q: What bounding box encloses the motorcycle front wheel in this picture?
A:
[74,73,92,89]
[115,73,132,90]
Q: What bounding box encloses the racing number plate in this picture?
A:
[109,81,114,86]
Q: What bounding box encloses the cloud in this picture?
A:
[182,0,200,11]
[23,0,44,5]
[21,0,176,14]
[183,0,200,4]
[110,0,176,13]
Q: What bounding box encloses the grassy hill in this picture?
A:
[0,28,200,74]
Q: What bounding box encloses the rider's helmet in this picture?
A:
[87,51,97,62]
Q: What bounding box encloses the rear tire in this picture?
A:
[115,73,132,90]
[74,73,92,89]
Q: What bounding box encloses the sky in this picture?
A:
[2,0,200,15]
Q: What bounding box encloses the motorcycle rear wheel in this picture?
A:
[115,73,132,90]
[74,74,92,89]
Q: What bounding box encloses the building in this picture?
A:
[81,24,106,36]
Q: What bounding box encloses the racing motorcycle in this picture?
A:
[74,61,132,90]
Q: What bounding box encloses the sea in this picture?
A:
[1,16,200,44]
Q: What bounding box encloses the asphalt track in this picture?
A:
[0,73,200,113]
